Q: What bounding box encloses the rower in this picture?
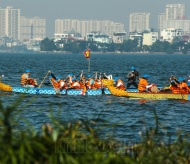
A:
[114,77,126,90]
[70,78,81,89]
[21,69,38,88]
[138,74,159,93]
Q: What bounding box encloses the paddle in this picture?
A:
[38,70,51,88]
[162,79,170,89]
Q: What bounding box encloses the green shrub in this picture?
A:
[0,98,189,163]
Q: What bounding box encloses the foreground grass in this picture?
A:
[0,98,190,164]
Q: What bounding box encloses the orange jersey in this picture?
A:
[138,78,148,92]
[116,79,126,90]
[21,73,28,86]
[71,81,81,89]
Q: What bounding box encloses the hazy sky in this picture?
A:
[1,0,190,37]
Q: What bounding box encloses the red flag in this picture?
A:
[83,49,90,59]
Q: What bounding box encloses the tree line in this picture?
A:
[40,37,190,54]
[1,37,190,54]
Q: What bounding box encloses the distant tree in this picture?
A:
[107,43,116,52]
[142,45,151,52]
[63,41,81,54]
[40,38,57,51]
[151,40,171,53]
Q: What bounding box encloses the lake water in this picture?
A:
[0,52,190,143]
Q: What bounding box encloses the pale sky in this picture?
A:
[1,0,190,38]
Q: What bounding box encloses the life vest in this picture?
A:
[21,73,37,87]
[94,79,102,89]
[116,79,126,90]
[71,81,81,89]
[138,78,148,92]
[28,79,37,87]
[58,80,67,90]
[172,82,190,94]
[50,78,59,89]
[21,73,28,86]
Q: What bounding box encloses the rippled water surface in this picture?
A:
[0,53,190,142]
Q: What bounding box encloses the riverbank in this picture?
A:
[0,50,186,55]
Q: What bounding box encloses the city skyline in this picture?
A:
[1,0,190,37]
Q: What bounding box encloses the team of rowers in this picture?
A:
[20,68,190,94]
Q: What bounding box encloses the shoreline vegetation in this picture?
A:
[0,97,190,163]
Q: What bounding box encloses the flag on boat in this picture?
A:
[83,49,90,59]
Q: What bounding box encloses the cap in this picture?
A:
[143,74,150,79]
[25,69,31,73]
[178,77,184,82]
[114,77,119,81]
[131,66,135,70]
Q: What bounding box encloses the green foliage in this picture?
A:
[40,38,57,51]
[0,98,190,163]
[38,37,190,54]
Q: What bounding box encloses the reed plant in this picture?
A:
[0,97,189,164]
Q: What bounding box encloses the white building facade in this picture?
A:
[143,32,159,46]
[165,4,185,20]
[20,16,46,41]
[0,6,20,40]
[129,13,150,32]
[158,4,189,33]
[55,19,125,38]
[160,28,182,43]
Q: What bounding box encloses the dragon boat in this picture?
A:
[107,86,190,101]
[0,80,115,96]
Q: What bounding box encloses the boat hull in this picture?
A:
[12,87,109,95]
[107,86,190,100]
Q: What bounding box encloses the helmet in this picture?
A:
[143,74,150,79]
[69,73,73,77]
[56,76,61,80]
[87,74,92,78]
[25,69,31,73]
[114,77,119,82]
[72,77,76,81]
[178,77,184,82]
[131,66,135,70]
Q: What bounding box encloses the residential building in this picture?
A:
[158,13,166,31]
[112,32,127,43]
[55,19,125,38]
[158,4,189,33]
[160,28,182,43]
[0,6,20,40]
[20,16,46,41]
[129,32,143,47]
[143,32,159,46]
[165,4,185,20]
[85,32,112,43]
[129,13,150,32]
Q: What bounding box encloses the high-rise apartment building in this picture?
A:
[0,6,20,40]
[20,16,46,41]
[55,19,125,37]
[129,13,150,32]
[158,4,190,33]
[158,13,166,31]
[166,4,185,20]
